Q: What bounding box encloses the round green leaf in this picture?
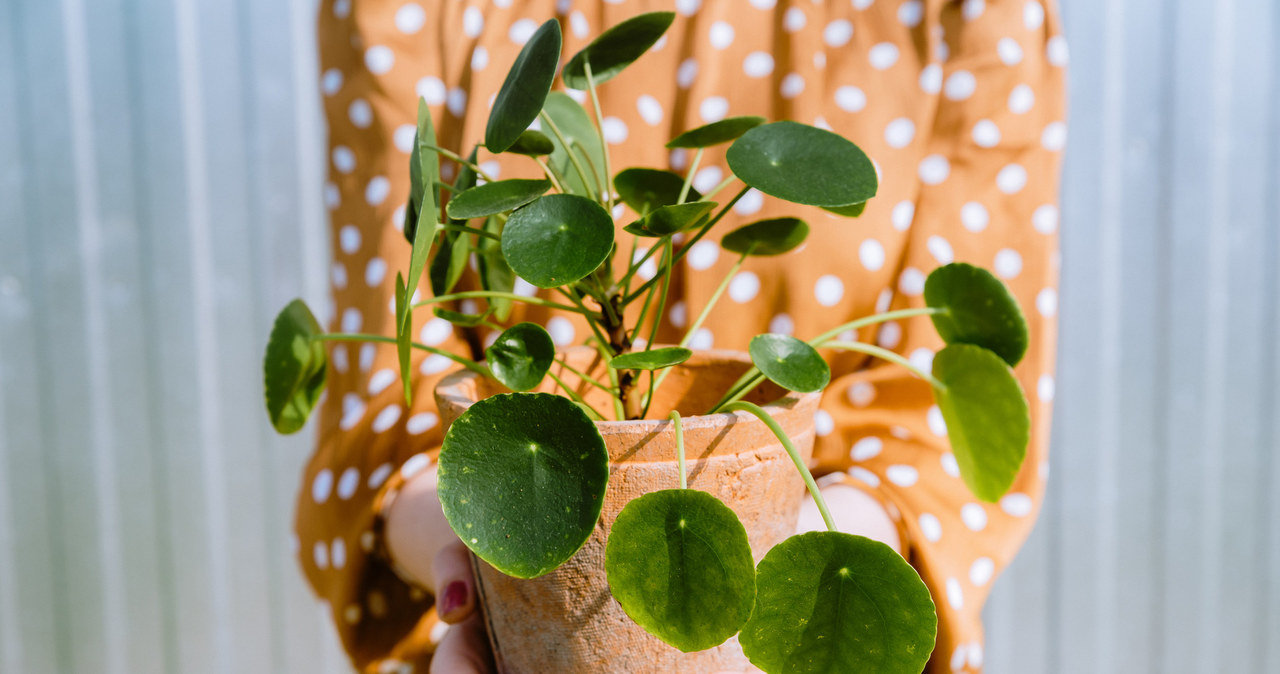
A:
[749,334,830,393]
[485,322,555,392]
[485,19,562,153]
[446,179,552,220]
[721,217,809,257]
[562,11,675,89]
[614,168,701,215]
[666,116,766,149]
[741,531,937,674]
[605,489,756,652]
[263,299,327,434]
[501,194,614,288]
[541,92,608,197]
[438,393,609,579]
[925,262,1029,367]
[609,347,692,371]
[625,201,717,237]
[931,343,1030,502]
[505,129,556,156]
[726,121,877,207]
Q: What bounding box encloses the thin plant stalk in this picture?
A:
[810,307,946,346]
[554,357,613,393]
[314,333,489,378]
[584,61,613,213]
[702,174,738,201]
[536,157,568,193]
[623,186,750,304]
[670,410,687,490]
[538,110,595,197]
[824,341,946,390]
[677,148,703,204]
[678,251,749,349]
[547,368,606,420]
[723,401,836,532]
[708,306,950,412]
[411,290,592,316]
[420,144,496,182]
[643,241,675,349]
[438,225,500,242]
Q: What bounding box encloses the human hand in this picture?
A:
[387,471,898,673]
[382,466,493,673]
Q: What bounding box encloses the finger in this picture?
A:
[433,540,476,624]
[429,611,493,674]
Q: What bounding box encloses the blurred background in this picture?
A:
[1,0,1277,673]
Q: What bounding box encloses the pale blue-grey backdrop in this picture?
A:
[1,0,1277,673]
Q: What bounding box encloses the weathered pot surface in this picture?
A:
[435,346,822,674]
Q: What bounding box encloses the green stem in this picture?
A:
[560,288,614,356]
[536,157,568,194]
[703,174,738,201]
[678,148,703,204]
[615,239,667,294]
[646,248,750,409]
[590,337,627,421]
[810,307,946,346]
[722,401,835,532]
[643,241,675,348]
[538,111,595,198]
[438,225,500,242]
[547,369,605,420]
[679,251,749,348]
[623,186,750,305]
[571,139,608,203]
[707,372,766,414]
[584,61,613,213]
[553,358,612,393]
[411,290,591,316]
[420,144,495,182]
[824,341,945,390]
[670,410,686,490]
[314,333,490,379]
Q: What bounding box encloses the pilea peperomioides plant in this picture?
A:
[264,11,1031,674]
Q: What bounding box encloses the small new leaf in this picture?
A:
[748,334,830,393]
[485,322,556,392]
[263,300,327,434]
[609,347,692,371]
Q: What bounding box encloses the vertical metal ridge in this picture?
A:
[291,0,327,309]
[1196,1,1235,671]
[1094,0,1126,669]
[59,0,129,671]
[1147,0,1183,669]
[171,0,234,671]
[1259,2,1280,669]
[0,371,22,671]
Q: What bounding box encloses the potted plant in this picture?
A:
[264,12,1031,674]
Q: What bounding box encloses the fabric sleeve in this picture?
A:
[291,2,471,672]
[810,2,1065,672]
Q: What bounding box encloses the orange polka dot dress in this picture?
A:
[296,1,1065,672]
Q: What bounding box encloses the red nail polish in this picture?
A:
[439,580,467,617]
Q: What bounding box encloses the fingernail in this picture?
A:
[439,580,468,618]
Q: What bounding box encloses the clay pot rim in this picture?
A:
[434,346,819,434]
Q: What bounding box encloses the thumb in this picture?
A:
[433,539,476,624]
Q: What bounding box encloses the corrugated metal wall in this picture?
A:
[0,1,1276,673]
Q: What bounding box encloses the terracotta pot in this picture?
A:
[435,347,822,674]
